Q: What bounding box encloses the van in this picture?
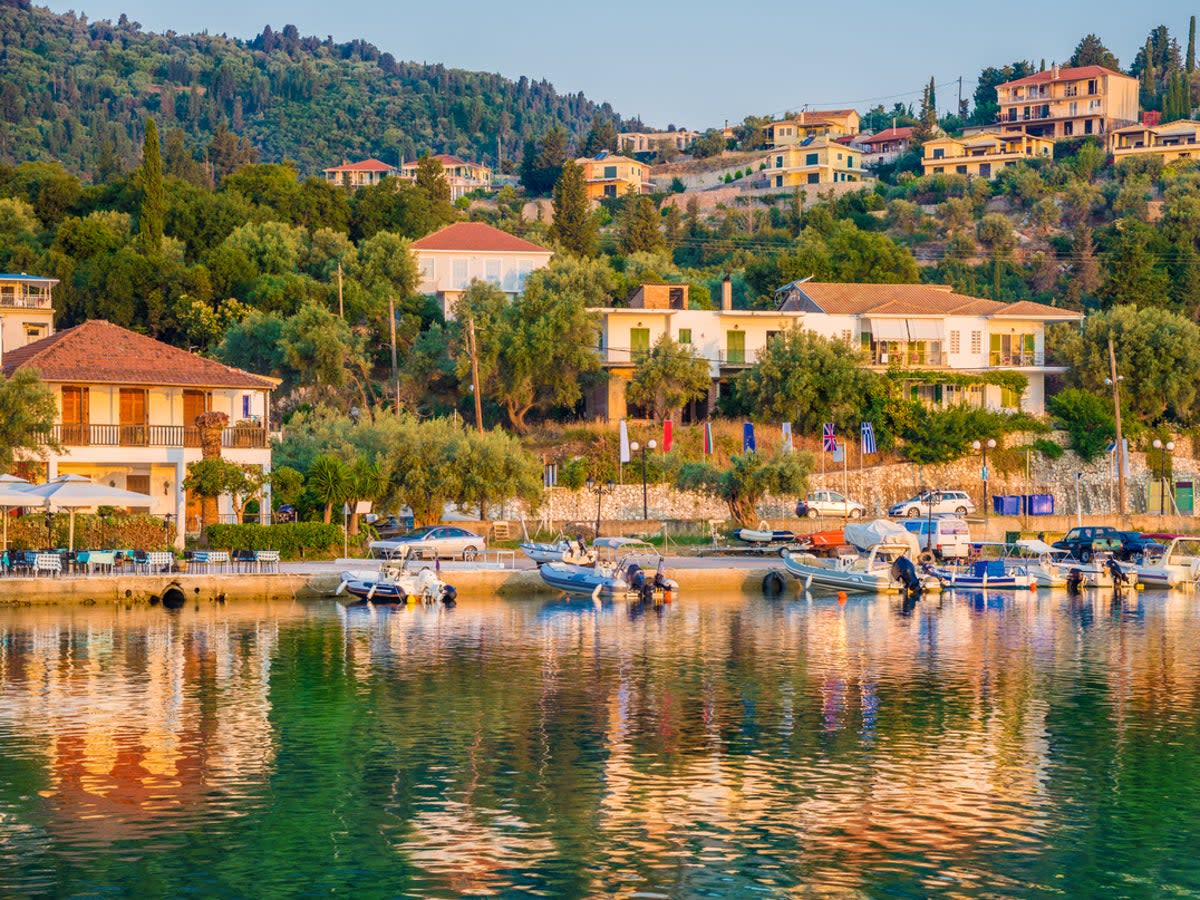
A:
[902,516,971,560]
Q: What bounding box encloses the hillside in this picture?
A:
[0,1,625,178]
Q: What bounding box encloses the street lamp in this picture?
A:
[585,477,615,538]
[630,439,657,520]
[972,438,996,516]
[1152,438,1175,515]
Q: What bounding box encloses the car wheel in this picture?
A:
[848,508,863,519]
[1080,549,1092,563]
[462,546,479,561]
[906,508,920,518]
[955,506,968,515]
[806,509,818,519]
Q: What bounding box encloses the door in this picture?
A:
[1176,481,1194,515]
[630,328,650,360]
[61,386,89,446]
[125,475,152,512]
[726,330,745,364]
[183,390,210,447]
[119,388,148,446]
[185,489,202,534]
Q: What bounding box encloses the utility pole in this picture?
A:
[466,314,484,433]
[388,297,399,412]
[336,261,344,319]
[1109,337,1127,521]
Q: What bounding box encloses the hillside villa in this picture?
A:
[0,276,277,546]
[322,158,399,188]
[575,152,651,200]
[617,130,700,155]
[589,280,1080,423]
[399,154,493,200]
[995,64,1139,140]
[853,127,916,167]
[763,141,869,187]
[921,131,1054,178]
[412,222,553,317]
[766,110,861,147]
[1108,119,1200,164]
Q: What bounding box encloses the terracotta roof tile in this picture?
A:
[410,222,551,253]
[859,127,915,146]
[777,282,1079,319]
[1002,65,1128,88]
[2,321,277,389]
[323,158,396,173]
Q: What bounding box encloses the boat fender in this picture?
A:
[762,570,788,597]
[366,583,378,601]
[335,580,348,596]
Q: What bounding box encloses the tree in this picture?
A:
[354,229,418,336]
[582,115,617,156]
[549,160,598,256]
[270,466,305,507]
[520,127,570,195]
[0,370,58,472]
[977,213,1016,296]
[1068,34,1120,70]
[138,118,165,252]
[676,452,812,525]
[617,194,664,255]
[183,458,262,526]
[1188,16,1196,72]
[971,61,1035,125]
[691,129,727,159]
[414,154,455,226]
[307,454,352,523]
[1098,221,1170,309]
[626,335,711,420]
[732,329,871,432]
[279,301,371,407]
[453,428,543,519]
[900,405,1026,465]
[1048,388,1114,462]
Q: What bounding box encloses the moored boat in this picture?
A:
[518,536,595,567]
[539,538,678,600]
[336,553,457,605]
[1136,536,1200,588]
[927,559,1035,590]
[781,541,939,594]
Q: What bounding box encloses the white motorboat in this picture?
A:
[968,540,1069,588]
[519,536,595,567]
[1136,536,1200,588]
[336,549,457,604]
[539,538,679,600]
[927,559,1035,590]
[782,541,939,594]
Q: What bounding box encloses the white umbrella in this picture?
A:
[0,476,32,550]
[20,475,155,551]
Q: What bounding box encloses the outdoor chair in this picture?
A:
[146,551,174,574]
[34,553,62,577]
[255,550,280,573]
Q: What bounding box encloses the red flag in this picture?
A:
[662,419,673,453]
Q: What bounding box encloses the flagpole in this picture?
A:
[843,439,849,498]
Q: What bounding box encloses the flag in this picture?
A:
[822,422,837,452]
[663,419,673,453]
[832,443,845,463]
[781,422,793,453]
[743,422,756,453]
[703,422,714,456]
[619,419,630,463]
[860,421,877,455]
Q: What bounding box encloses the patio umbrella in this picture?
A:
[0,476,33,550]
[20,475,155,551]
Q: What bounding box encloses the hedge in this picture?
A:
[7,513,174,552]
[204,522,344,559]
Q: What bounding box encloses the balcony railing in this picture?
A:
[718,348,758,366]
[0,289,53,309]
[45,424,269,449]
[989,352,1045,367]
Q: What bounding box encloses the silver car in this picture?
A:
[889,490,976,518]
[374,525,487,560]
[795,490,866,519]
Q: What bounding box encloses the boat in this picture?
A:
[518,536,595,567]
[926,558,1035,590]
[539,538,679,600]
[336,550,457,605]
[781,541,939,594]
[968,539,1070,588]
[1136,535,1200,588]
[735,527,796,544]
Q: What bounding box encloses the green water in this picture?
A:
[2,591,1200,898]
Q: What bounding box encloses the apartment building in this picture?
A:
[996,64,1139,140]
[575,152,651,200]
[763,140,869,187]
[921,131,1054,178]
[766,110,861,147]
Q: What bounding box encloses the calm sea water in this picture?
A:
[2,591,1200,898]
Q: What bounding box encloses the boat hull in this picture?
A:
[781,553,936,594]
[539,562,677,599]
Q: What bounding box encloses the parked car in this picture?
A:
[1050,526,1163,562]
[901,516,971,560]
[1116,530,1167,563]
[889,490,976,518]
[375,525,487,560]
[795,490,866,519]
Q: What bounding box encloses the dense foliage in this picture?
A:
[204,522,344,558]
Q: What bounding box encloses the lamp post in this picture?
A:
[630,439,657,520]
[1152,438,1175,515]
[972,438,996,517]
[585,477,615,538]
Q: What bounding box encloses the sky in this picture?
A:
[51,1,1197,128]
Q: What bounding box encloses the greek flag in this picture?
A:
[822,422,837,453]
[860,421,877,455]
[781,422,793,453]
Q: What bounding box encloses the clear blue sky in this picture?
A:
[54,1,1195,128]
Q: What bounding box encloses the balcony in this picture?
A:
[871,348,946,367]
[990,352,1045,367]
[0,287,53,309]
[45,424,269,449]
[718,348,758,366]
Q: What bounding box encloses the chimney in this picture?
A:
[721,275,732,311]
[1051,63,1059,80]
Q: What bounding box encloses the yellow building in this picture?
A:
[399,154,493,200]
[764,140,869,187]
[921,131,1054,178]
[1109,119,1200,164]
[576,153,650,200]
[996,64,1139,140]
[766,110,861,147]
[321,158,399,188]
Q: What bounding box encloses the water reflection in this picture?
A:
[1,591,1200,897]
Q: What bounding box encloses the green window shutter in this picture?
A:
[631,328,650,358]
[989,333,1001,365]
[726,330,745,364]
[678,329,692,344]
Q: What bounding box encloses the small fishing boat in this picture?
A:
[336,550,457,605]
[1136,536,1200,588]
[781,541,938,594]
[927,559,1035,590]
[539,538,678,600]
[969,540,1070,588]
[735,527,796,544]
[518,536,595,567]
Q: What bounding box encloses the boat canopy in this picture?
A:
[844,519,920,556]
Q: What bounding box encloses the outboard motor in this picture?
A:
[1067,568,1085,594]
[891,555,923,597]
[1106,557,1130,592]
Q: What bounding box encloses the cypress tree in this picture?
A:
[1189,15,1196,72]
[139,117,164,252]
[549,160,597,257]
[617,193,664,255]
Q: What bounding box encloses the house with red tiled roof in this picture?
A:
[322,158,400,189]
[996,64,1139,140]
[412,222,553,317]
[588,279,1080,422]
[399,154,493,200]
[3,316,279,543]
[852,127,916,167]
[766,110,861,148]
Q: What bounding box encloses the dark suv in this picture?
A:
[1052,527,1164,563]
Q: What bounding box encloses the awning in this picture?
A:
[905,318,945,340]
[867,318,908,341]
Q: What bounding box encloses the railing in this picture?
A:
[0,289,52,309]
[989,352,1045,367]
[872,350,946,367]
[45,424,269,449]
[718,348,758,366]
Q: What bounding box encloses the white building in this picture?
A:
[412,222,553,318]
[590,281,1080,422]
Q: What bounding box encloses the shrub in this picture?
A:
[204,522,344,558]
[1033,437,1065,460]
[7,513,174,552]
[1048,388,1114,462]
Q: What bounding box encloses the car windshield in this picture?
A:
[405,526,438,539]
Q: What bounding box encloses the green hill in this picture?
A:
[0,0,627,178]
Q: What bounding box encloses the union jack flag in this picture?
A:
[822,422,837,452]
[861,421,877,455]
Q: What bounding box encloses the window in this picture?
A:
[979,163,991,177]
[630,328,650,359]
[806,173,819,184]
[1001,385,1022,409]
[970,330,982,354]
[603,165,617,179]
[485,259,501,285]
[603,184,617,198]
[242,394,252,419]
[847,155,855,167]
[61,386,89,445]
[725,330,745,364]
[452,259,469,289]
[775,175,783,188]
[1087,79,1097,95]
[932,147,944,159]
[517,259,533,290]
[119,388,148,446]
[24,324,44,341]
[775,155,783,168]
[933,166,944,174]
[956,165,967,174]
[949,330,960,354]
[1084,119,1093,135]
[678,328,692,345]
[419,258,435,282]
[805,152,819,166]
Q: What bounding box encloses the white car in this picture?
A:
[902,516,971,559]
[795,490,866,519]
[889,490,976,518]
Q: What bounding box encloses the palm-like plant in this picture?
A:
[307,454,351,524]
